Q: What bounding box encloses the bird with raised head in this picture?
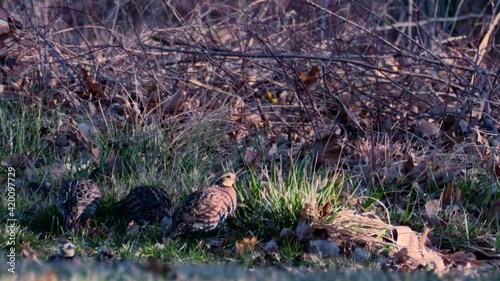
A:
[46,242,81,265]
[57,178,101,230]
[165,172,237,239]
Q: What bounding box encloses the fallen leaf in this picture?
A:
[245,114,264,126]
[311,133,348,167]
[394,248,409,263]
[299,65,319,86]
[392,225,446,272]
[91,145,100,163]
[418,225,431,248]
[424,199,441,225]
[403,154,415,175]
[80,67,107,99]
[268,143,278,156]
[444,251,482,268]
[416,120,439,138]
[7,16,24,42]
[20,243,41,265]
[161,86,187,114]
[442,182,454,207]
[146,82,158,95]
[235,236,257,255]
[244,147,260,167]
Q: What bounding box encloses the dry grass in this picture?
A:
[0,0,499,277]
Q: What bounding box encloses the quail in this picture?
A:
[166,172,237,239]
[116,185,172,225]
[57,178,101,229]
[46,242,81,265]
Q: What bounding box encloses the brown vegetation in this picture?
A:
[1,0,499,275]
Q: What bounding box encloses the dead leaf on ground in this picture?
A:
[394,248,409,263]
[230,97,246,122]
[403,153,415,175]
[78,121,100,140]
[309,209,447,272]
[311,133,349,167]
[299,65,319,87]
[424,199,442,226]
[245,113,265,127]
[244,147,261,168]
[235,236,257,255]
[146,82,158,95]
[416,119,440,138]
[418,225,431,247]
[442,182,460,208]
[442,250,482,268]
[90,145,100,163]
[392,225,446,272]
[161,85,187,114]
[80,67,108,99]
[20,243,41,265]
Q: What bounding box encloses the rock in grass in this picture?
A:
[309,240,340,258]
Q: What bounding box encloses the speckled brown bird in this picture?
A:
[116,185,172,225]
[165,172,237,239]
[57,178,101,229]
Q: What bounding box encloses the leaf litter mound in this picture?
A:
[0,0,499,276]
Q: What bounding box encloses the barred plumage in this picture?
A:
[166,172,237,239]
[57,178,101,229]
[116,185,172,224]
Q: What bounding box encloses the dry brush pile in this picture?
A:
[0,0,499,275]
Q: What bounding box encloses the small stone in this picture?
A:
[264,239,279,252]
[308,240,339,258]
